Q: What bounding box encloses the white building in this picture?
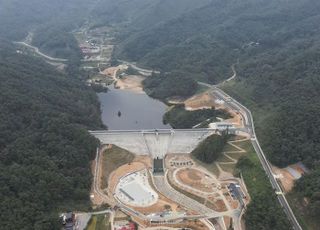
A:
[209,122,236,133]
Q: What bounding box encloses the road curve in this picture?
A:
[117,59,160,76]
[13,41,68,62]
[198,82,302,230]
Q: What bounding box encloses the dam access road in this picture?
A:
[198,82,302,230]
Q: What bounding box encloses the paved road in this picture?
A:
[220,64,237,85]
[153,174,214,216]
[13,41,68,62]
[199,82,302,230]
[117,59,160,76]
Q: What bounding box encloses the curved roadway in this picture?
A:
[13,41,68,62]
[198,82,302,230]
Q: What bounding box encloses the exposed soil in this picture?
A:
[224,216,232,229]
[224,110,243,128]
[272,163,306,193]
[176,168,215,193]
[184,91,243,127]
[150,220,211,230]
[115,75,145,93]
[102,66,118,78]
[187,170,202,181]
[184,92,215,110]
[206,197,228,212]
[128,197,181,215]
[272,166,295,192]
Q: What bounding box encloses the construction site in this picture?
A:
[88,128,251,230]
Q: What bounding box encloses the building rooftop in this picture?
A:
[121,180,152,203]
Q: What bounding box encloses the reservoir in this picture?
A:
[98,87,171,130]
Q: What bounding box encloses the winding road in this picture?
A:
[14,41,68,62]
[198,82,302,230]
[117,59,160,76]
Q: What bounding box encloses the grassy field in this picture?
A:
[85,214,111,230]
[236,140,272,193]
[217,154,233,163]
[101,145,134,189]
[222,142,240,152]
[192,137,248,175]
[168,175,205,203]
[219,164,236,174]
[191,155,220,177]
[227,151,246,161]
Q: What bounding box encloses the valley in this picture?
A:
[0,1,319,230]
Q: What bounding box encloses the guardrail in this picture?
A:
[212,85,302,230]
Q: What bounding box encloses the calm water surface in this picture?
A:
[98,87,171,130]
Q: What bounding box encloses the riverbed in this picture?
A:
[98,86,171,130]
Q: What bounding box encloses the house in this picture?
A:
[60,212,74,230]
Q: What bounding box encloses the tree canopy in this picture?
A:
[143,72,198,100]
[0,42,103,229]
[192,134,229,164]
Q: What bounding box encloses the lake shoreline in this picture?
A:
[98,85,171,130]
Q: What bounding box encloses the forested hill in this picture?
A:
[0,42,103,229]
[90,0,211,29]
[0,0,91,59]
[116,0,320,84]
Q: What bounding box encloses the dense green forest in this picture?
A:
[90,0,211,29]
[290,169,320,227]
[192,134,229,163]
[0,42,103,229]
[163,105,230,129]
[32,26,82,60]
[143,72,198,100]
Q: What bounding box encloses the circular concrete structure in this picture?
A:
[115,170,158,207]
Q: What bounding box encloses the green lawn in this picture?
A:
[217,154,233,163]
[226,152,246,161]
[222,142,240,152]
[85,214,111,230]
[236,140,271,192]
[191,155,220,177]
[168,176,206,204]
[101,145,134,189]
[219,164,236,174]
